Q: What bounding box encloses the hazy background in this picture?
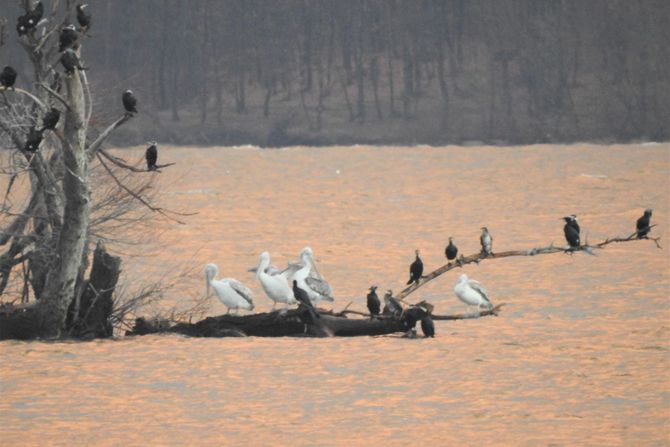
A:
[2,0,669,147]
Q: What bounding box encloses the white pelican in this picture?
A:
[454,274,493,312]
[291,247,334,306]
[255,252,296,310]
[205,263,254,314]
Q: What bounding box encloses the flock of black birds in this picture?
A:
[5,2,160,170]
[364,208,654,338]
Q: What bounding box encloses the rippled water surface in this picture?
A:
[1,144,669,446]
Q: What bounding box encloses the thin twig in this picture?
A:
[96,153,194,224]
[37,83,71,110]
[86,114,131,159]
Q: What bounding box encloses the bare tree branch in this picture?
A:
[396,228,662,301]
[96,153,195,224]
[86,114,131,159]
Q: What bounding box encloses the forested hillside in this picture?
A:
[2,0,668,146]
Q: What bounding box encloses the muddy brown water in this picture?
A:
[1,144,668,446]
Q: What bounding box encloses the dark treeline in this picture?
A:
[3,0,669,146]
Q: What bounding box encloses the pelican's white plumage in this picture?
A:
[255,252,296,310]
[205,263,254,314]
[291,247,334,306]
[454,274,493,310]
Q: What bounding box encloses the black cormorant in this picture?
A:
[636,209,653,239]
[24,127,43,152]
[407,249,423,285]
[60,49,85,75]
[445,237,458,262]
[145,141,158,171]
[27,1,43,27]
[41,108,60,131]
[122,90,138,114]
[402,307,425,331]
[76,4,91,32]
[292,280,321,321]
[59,25,79,52]
[1,66,17,90]
[420,316,435,338]
[366,285,380,317]
[480,227,493,256]
[563,216,580,248]
[568,214,580,234]
[16,1,43,35]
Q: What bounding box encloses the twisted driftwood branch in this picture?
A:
[396,226,661,301]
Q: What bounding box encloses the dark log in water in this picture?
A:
[125,304,503,338]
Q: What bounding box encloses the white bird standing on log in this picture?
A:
[291,247,334,306]
[255,251,296,310]
[454,273,493,312]
[205,263,254,314]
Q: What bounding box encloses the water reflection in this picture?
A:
[1,144,668,446]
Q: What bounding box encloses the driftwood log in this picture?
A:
[128,310,411,338]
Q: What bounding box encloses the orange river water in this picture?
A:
[1,143,669,446]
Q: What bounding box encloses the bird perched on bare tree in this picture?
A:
[1,66,17,90]
[60,49,86,75]
[563,215,580,249]
[445,237,458,263]
[145,142,158,171]
[16,1,43,36]
[480,227,493,256]
[407,249,423,285]
[23,127,43,152]
[636,209,653,239]
[122,90,138,115]
[76,4,91,33]
[41,108,60,132]
[59,25,79,52]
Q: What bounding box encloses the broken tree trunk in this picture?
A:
[66,241,122,339]
[0,243,121,340]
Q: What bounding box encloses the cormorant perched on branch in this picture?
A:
[420,316,435,338]
[76,4,91,33]
[480,227,493,256]
[366,285,380,317]
[59,25,79,52]
[122,90,138,114]
[16,1,43,35]
[292,280,321,322]
[41,108,60,131]
[24,127,43,152]
[407,249,423,285]
[563,216,580,248]
[445,237,458,262]
[636,209,653,239]
[60,49,86,75]
[145,142,158,171]
[0,66,17,90]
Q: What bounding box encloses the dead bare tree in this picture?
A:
[0,2,179,339]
